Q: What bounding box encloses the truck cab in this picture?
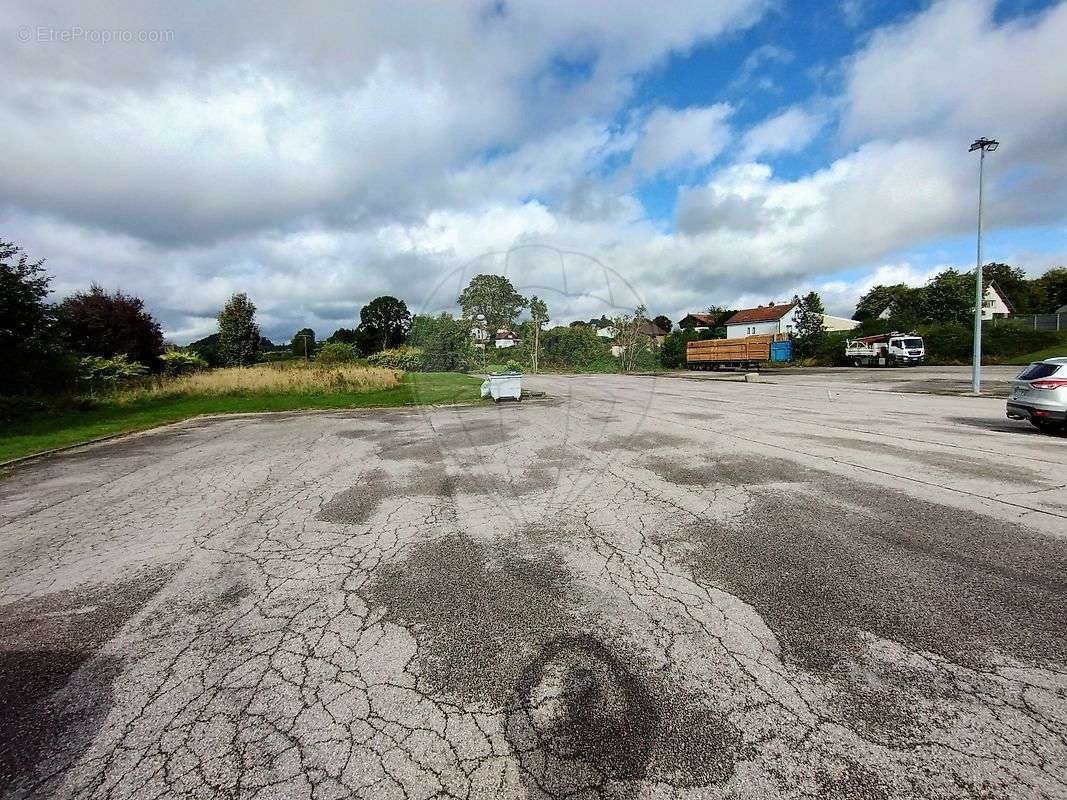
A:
[887,336,925,365]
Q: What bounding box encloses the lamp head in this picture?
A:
[970,137,999,152]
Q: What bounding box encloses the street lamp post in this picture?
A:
[476,314,487,371]
[969,137,998,394]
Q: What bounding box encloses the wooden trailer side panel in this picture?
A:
[686,335,772,363]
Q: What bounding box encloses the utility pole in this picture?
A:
[969,137,998,394]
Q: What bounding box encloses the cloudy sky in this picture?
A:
[4,0,1066,342]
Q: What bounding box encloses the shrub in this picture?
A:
[660,329,699,368]
[160,349,208,375]
[538,326,614,371]
[503,359,523,373]
[261,349,297,362]
[407,314,475,372]
[315,341,358,366]
[78,354,149,395]
[368,346,425,371]
[984,323,1063,361]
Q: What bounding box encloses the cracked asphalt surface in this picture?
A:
[1,368,1065,799]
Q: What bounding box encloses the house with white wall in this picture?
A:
[725,302,799,338]
[822,314,861,332]
[982,281,1014,320]
[494,329,519,348]
[725,301,859,338]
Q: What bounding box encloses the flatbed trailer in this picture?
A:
[686,334,789,370]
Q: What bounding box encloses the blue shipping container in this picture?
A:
[770,339,792,362]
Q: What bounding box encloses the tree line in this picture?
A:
[855,263,1067,326]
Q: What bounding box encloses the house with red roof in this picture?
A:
[725,300,861,338]
[678,311,733,331]
[725,301,799,338]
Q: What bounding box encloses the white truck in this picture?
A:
[845,332,925,367]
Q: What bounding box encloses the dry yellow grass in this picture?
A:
[122,363,403,400]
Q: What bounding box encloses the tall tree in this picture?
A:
[358,296,412,354]
[457,274,527,334]
[0,240,52,353]
[854,284,912,321]
[528,296,549,373]
[1036,267,1067,311]
[57,284,164,367]
[921,269,974,325]
[0,240,64,393]
[982,263,1030,311]
[653,314,672,333]
[217,293,260,366]
[290,328,316,359]
[791,292,826,360]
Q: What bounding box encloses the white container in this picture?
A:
[481,373,522,401]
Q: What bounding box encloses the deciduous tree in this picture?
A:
[358,296,411,354]
[57,284,164,367]
[791,292,826,360]
[217,293,260,366]
[457,274,527,334]
[528,295,549,373]
[0,240,74,393]
[612,304,649,372]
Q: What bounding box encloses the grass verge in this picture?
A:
[0,372,482,464]
[1005,343,1067,365]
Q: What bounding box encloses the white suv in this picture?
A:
[1006,357,1067,432]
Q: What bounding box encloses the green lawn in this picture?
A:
[1005,343,1067,365]
[0,372,482,464]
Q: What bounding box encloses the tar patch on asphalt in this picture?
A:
[0,567,173,793]
[505,635,739,797]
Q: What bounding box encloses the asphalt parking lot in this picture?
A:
[1,367,1065,799]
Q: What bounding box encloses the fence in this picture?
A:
[988,313,1066,332]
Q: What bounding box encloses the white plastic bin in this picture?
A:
[480,373,522,401]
